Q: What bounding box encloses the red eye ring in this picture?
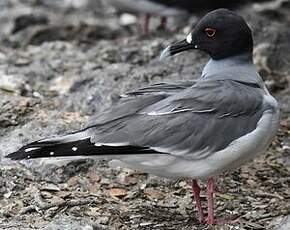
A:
[205,28,216,37]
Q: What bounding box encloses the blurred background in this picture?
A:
[0,0,289,229]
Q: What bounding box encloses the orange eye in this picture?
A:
[205,28,216,37]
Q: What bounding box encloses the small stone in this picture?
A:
[0,73,25,94]
[95,216,109,225]
[120,13,137,26]
[40,183,60,192]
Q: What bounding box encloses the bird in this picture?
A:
[107,0,271,33]
[6,9,279,225]
[107,0,189,33]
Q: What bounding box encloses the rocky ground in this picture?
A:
[0,0,289,229]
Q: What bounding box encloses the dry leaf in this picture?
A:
[110,188,128,198]
[144,188,165,200]
[67,176,79,187]
[119,176,138,186]
[87,171,101,183]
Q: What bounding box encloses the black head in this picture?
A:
[160,9,253,60]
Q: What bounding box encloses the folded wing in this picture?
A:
[88,79,265,160]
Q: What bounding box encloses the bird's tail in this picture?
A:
[6,131,153,160]
[6,131,94,160]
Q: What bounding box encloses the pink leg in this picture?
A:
[192,179,205,223]
[144,14,150,34]
[206,178,215,225]
[159,16,167,30]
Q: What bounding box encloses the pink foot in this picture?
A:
[206,178,215,225]
[158,16,167,30]
[143,14,150,34]
[192,179,205,224]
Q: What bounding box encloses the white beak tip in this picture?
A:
[159,46,171,61]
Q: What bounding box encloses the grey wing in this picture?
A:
[87,79,265,160]
[122,81,196,97]
[85,81,196,127]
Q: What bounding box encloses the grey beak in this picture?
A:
[160,39,196,61]
[160,46,171,61]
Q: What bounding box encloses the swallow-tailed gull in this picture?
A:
[7,9,279,225]
[108,0,272,33]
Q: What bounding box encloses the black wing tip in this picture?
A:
[4,139,70,161]
[5,143,47,160]
[5,139,167,161]
[5,150,28,160]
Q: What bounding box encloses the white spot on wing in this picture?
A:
[94,142,130,147]
[186,33,192,43]
[38,131,88,143]
[72,147,78,151]
[50,152,54,156]
[147,109,192,116]
[193,108,216,113]
[119,94,129,98]
[146,108,216,116]
[152,146,190,156]
[104,142,130,147]
[24,147,40,153]
[219,112,231,118]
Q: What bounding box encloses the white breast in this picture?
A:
[196,108,279,179]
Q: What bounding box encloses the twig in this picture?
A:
[256,191,284,200]
[19,199,96,215]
